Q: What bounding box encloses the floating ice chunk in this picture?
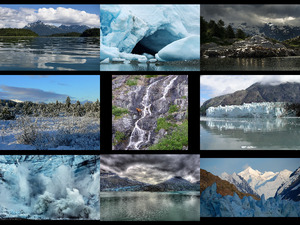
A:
[112,58,125,63]
[138,57,147,63]
[149,58,157,63]
[155,35,200,61]
[100,58,110,64]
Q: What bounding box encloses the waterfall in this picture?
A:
[126,75,178,150]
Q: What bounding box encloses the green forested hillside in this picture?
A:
[0,28,38,36]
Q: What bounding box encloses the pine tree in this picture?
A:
[66,96,71,109]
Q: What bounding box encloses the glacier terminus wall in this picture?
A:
[206,102,288,118]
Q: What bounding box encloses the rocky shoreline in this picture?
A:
[201,35,300,58]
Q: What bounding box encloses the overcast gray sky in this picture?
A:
[101,154,200,184]
[201,5,300,26]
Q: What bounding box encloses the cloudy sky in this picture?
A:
[0,75,100,103]
[200,75,300,106]
[0,4,99,28]
[201,5,300,26]
[201,158,300,177]
[100,154,200,184]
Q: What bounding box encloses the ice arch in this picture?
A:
[100,5,200,61]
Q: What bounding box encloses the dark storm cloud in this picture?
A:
[201,5,300,26]
[100,154,200,184]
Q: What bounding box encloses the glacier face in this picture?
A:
[100,5,200,62]
[0,155,100,220]
[206,102,287,118]
[200,183,300,217]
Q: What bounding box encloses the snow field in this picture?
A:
[0,116,100,150]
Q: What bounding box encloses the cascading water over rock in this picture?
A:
[112,75,188,150]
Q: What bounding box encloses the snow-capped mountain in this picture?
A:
[10,99,23,103]
[220,172,259,197]
[275,166,300,201]
[24,20,90,36]
[238,166,292,199]
[230,22,300,41]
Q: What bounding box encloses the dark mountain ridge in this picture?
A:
[201,82,300,115]
[23,20,90,36]
[100,169,199,192]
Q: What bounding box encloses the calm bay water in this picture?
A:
[100,191,200,221]
[0,37,100,71]
[200,117,300,150]
[200,56,300,71]
[100,62,200,71]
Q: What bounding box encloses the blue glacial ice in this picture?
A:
[100,5,200,62]
[0,155,100,220]
[200,183,300,217]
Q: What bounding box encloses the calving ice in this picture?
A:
[0,155,100,220]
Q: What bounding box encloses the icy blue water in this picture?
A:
[0,37,99,71]
[200,117,300,150]
[100,191,200,221]
[200,56,300,71]
[100,62,200,71]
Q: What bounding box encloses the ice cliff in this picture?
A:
[100,5,200,62]
[206,102,287,118]
[201,183,300,217]
[0,155,100,220]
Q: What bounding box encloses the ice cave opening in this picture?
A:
[131,29,180,55]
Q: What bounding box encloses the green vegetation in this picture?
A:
[112,105,129,119]
[145,75,158,78]
[126,76,139,86]
[49,32,81,37]
[80,28,100,37]
[168,104,180,114]
[201,17,247,45]
[113,131,126,145]
[283,36,300,48]
[0,28,38,37]
[149,119,188,150]
[155,117,177,132]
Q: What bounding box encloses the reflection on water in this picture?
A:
[0,37,100,71]
[200,56,300,71]
[100,62,200,71]
[100,192,200,221]
[200,117,300,150]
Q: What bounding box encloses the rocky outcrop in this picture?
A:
[201,35,296,58]
[112,75,188,150]
[200,169,260,200]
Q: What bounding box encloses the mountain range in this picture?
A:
[23,20,90,36]
[200,82,300,115]
[100,169,199,192]
[275,167,300,201]
[230,22,300,41]
[221,166,292,199]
